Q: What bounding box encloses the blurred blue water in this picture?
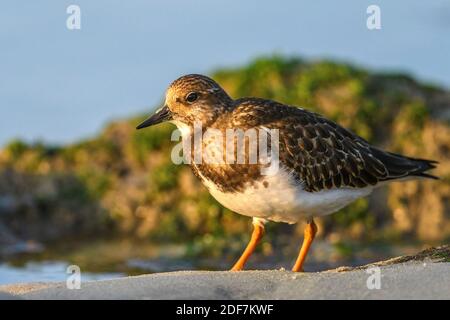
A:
[0,0,449,146]
[0,261,123,285]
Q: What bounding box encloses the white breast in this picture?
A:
[199,166,374,224]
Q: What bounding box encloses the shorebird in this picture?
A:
[136,74,438,272]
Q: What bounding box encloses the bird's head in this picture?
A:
[136,74,233,130]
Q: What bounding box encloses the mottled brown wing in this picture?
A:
[232,98,438,192]
[280,111,390,192]
[232,98,390,192]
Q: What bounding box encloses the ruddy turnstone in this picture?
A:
[136,74,438,272]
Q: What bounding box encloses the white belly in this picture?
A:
[199,167,373,224]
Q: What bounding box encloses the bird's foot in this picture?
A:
[230,263,244,271]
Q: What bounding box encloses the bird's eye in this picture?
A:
[185,92,199,103]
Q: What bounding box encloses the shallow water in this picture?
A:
[0,261,124,285]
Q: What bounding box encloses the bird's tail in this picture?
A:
[370,148,439,181]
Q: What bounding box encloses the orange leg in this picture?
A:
[230,220,265,271]
[292,218,318,272]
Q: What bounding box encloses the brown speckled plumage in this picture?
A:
[164,75,434,192]
[149,74,439,194]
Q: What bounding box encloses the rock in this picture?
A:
[1,246,449,300]
[0,221,44,258]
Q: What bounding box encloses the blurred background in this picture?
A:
[0,1,449,284]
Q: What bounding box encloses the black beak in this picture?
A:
[136,105,172,129]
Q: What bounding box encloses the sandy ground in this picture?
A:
[0,260,449,300]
